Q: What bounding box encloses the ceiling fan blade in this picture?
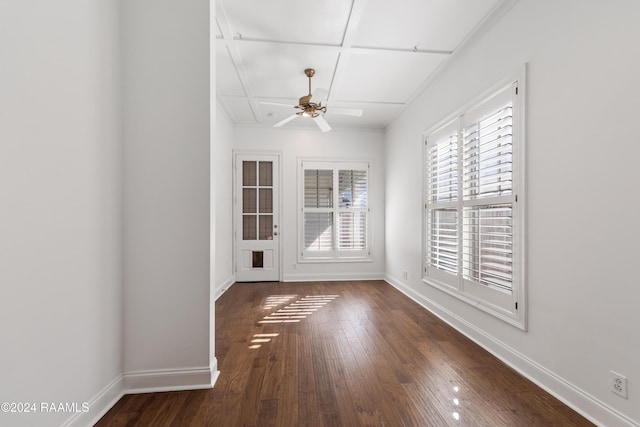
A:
[274,113,299,127]
[260,101,297,108]
[313,115,331,132]
[326,107,363,117]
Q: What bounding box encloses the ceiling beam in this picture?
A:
[329,0,367,103]
[214,37,453,57]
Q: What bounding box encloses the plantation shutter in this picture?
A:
[304,169,333,208]
[426,134,458,203]
[463,106,513,200]
[425,125,459,277]
[462,205,513,291]
[338,169,368,250]
[462,97,514,293]
[304,212,333,251]
[303,169,333,251]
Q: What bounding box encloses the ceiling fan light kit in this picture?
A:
[260,68,363,132]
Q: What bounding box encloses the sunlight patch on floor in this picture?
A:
[257,295,339,325]
[249,295,340,347]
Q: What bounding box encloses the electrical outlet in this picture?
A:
[402,270,408,280]
[610,371,628,399]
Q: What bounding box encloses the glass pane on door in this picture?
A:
[259,189,272,213]
[243,215,256,240]
[243,161,256,186]
[243,188,257,213]
[259,161,273,186]
[259,215,273,240]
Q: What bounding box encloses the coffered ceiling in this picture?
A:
[216,0,513,131]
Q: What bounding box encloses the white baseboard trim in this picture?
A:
[214,275,235,300]
[63,374,124,427]
[124,360,218,394]
[384,274,638,427]
[283,272,385,282]
[64,359,219,426]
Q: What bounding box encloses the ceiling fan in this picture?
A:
[260,68,363,132]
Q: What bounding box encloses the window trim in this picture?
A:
[422,67,527,330]
[298,159,372,263]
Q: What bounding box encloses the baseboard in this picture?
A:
[63,359,219,426]
[384,274,638,427]
[124,359,218,394]
[283,271,385,282]
[214,275,235,300]
[63,374,124,427]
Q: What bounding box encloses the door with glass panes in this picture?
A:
[235,154,280,282]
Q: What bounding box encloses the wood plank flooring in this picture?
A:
[96,280,593,426]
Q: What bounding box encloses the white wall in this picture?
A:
[0,1,123,426]
[385,1,640,425]
[122,0,214,387]
[214,106,235,297]
[0,1,215,424]
[233,126,385,282]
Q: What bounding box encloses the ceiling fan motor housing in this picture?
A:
[299,94,313,106]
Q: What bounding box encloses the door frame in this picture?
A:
[232,149,283,282]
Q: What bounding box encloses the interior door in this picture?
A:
[235,154,280,282]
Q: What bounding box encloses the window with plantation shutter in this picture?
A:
[300,161,371,261]
[423,72,526,329]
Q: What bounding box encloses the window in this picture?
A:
[299,161,370,261]
[424,73,525,329]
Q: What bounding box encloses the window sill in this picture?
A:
[298,257,373,264]
[422,276,526,331]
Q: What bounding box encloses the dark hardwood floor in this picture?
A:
[96,280,593,426]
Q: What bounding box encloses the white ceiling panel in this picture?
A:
[353,0,501,51]
[216,45,245,97]
[221,0,352,45]
[221,98,256,123]
[333,51,447,103]
[236,43,339,99]
[324,102,403,129]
